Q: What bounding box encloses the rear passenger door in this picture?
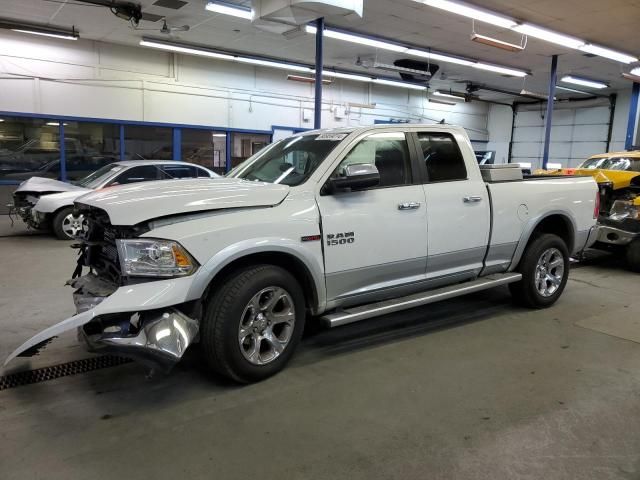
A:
[413,131,490,279]
[317,131,428,305]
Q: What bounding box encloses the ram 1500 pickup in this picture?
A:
[4,125,600,383]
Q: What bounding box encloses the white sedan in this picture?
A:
[11,160,218,239]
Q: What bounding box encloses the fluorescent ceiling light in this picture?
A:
[418,0,517,29]
[0,119,4,122]
[235,56,312,72]
[323,70,372,82]
[578,44,637,64]
[405,49,475,66]
[46,122,68,126]
[555,85,591,95]
[428,98,456,106]
[140,39,235,60]
[511,24,583,49]
[471,33,523,53]
[306,26,408,53]
[211,133,226,137]
[373,78,426,90]
[631,67,640,76]
[561,75,608,89]
[12,28,78,40]
[205,1,252,19]
[434,90,466,100]
[473,63,528,77]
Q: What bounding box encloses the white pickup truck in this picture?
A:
[5,125,599,383]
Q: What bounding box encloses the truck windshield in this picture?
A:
[579,156,640,172]
[74,164,123,188]
[229,134,346,186]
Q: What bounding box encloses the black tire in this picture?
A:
[52,207,75,240]
[509,233,570,308]
[200,265,306,383]
[627,239,640,273]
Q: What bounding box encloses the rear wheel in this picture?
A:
[509,233,569,308]
[52,207,87,240]
[200,265,305,383]
[627,239,640,273]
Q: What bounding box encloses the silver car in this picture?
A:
[11,160,218,239]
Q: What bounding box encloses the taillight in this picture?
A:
[594,191,600,219]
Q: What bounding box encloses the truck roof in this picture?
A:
[295,123,469,137]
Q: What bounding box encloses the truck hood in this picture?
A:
[14,176,87,194]
[77,178,290,225]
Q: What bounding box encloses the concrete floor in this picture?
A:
[2,215,640,480]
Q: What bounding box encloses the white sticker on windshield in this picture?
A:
[315,133,348,141]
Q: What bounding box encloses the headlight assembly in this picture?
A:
[116,239,198,277]
[609,199,640,221]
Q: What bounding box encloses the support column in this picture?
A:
[225,132,232,173]
[172,128,181,161]
[314,17,324,130]
[119,125,125,161]
[625,81,640,150]
[542,54,558,170]
[59,121,67,182]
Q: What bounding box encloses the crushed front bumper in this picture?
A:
[4,275,200,372]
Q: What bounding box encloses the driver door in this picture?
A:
[316,131,428,306]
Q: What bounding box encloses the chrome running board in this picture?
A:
[321,273,522,327]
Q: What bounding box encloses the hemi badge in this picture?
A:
[301,235,321,242]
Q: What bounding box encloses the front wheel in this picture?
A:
[509,233,570,308]
[200,265,306,383]
[52,207,87,240]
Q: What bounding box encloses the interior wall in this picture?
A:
[0,30,489,138]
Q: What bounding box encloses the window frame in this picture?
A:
[409,131,469,184]
[323,131,422,194]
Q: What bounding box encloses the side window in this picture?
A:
[112,165,160,185]
[333,132,412,188]
[196,167,213,178]
[160,165,197,179]
[417,132,467,182]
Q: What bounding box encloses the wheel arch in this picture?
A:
[187,242,326,315]
[509,211,576,271]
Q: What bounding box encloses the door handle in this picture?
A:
[463,195,483,203]
[398,202,421,210]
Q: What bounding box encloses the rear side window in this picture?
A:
[417,132,467,182]
[196,167,212,178]
[112,165,160,185]
[160,165,197,179]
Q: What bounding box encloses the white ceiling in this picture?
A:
[1,0,639,101]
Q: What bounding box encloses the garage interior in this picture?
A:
[1,0,640,478]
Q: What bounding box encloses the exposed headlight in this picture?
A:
[609,199,640,221]
[116,239,198,277]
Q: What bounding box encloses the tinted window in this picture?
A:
[196,167,212,178]
[160,165,197,179]
[113,165,160,185]
[417,132,467,182]
[335,132,412,188]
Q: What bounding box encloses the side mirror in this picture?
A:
[328,163,380,192]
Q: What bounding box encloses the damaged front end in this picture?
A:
[10,191,44,229]
[5,205,202,373]
[595,175,640,248]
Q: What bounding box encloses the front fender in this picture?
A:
[186,237,327,314]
